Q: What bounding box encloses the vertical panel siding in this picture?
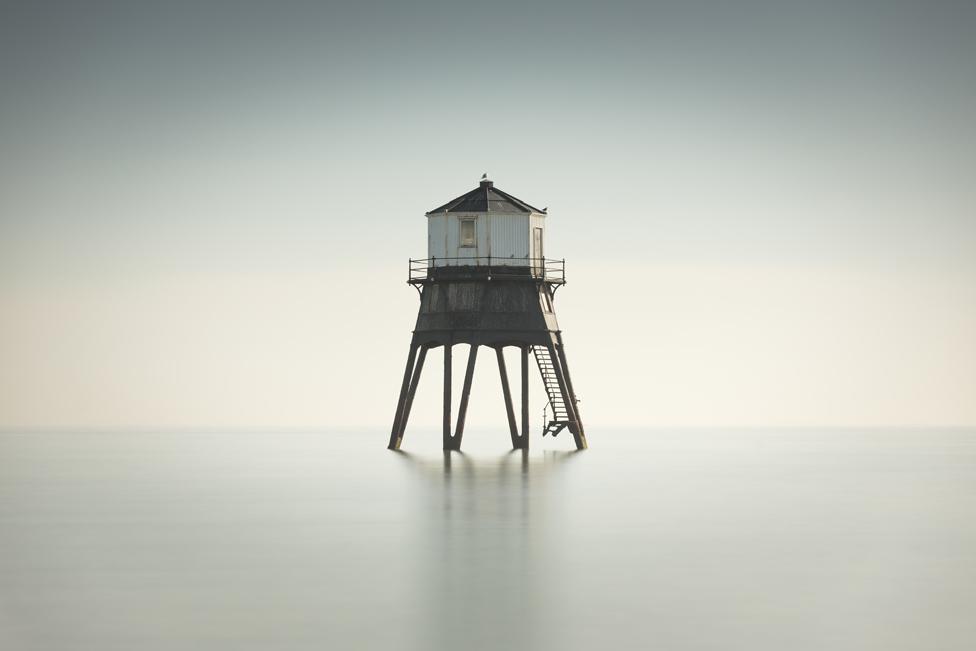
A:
[427,212,543,266]
[488,213,530,265]
[477,215,489,257]
[427,215,447,263]
[446,215,459,265]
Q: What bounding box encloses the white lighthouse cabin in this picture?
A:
[424,178,548,273]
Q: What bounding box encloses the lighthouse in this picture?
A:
[388,177,587,451]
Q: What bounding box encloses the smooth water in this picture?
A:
[1,428,974,650]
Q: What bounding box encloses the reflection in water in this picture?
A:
[394,449,579,651]
[2,429,975,650]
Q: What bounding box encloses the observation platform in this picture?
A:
[408,257,566,286]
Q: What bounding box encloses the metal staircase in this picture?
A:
[532,345,574,437]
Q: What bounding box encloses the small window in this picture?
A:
[460,219,476,247]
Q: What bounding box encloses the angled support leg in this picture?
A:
[521,345,530,448]
[452,343,479,449]
[496,347,522,449]
[554,334,587,449]
[442,344,453,450]
[393,345,427,449]
[388,342,418,450]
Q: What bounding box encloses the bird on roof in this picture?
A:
[481,173,488,180]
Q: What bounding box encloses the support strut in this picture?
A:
[451,343,479,449]
[496,347,522,449]
[520,345,530,447]
[388,343,418,450]
[396,345,427,448]
[548,340,587,450]
[442,343,453,450]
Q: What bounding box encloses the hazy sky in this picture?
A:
[1,1,974,429]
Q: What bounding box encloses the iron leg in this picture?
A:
[388,343,418,450]
[453,344,479,447]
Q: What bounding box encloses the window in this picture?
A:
[460,219,476,247]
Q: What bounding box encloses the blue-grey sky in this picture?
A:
[1,1,974,429]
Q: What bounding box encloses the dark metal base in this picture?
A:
[388,278,587,452]
[387,336,586,452]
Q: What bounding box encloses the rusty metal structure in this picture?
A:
[388,179,587,451]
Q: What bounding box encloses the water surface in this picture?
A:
[1,428,974,650]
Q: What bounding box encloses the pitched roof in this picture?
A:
[426,180,546,215]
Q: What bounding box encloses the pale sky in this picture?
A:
[1,1,974,429]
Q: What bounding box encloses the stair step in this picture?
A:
[542,421,569,438]
[534,347,575,436]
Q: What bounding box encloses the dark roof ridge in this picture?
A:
[426,180,546,215]
[488,185,545,214]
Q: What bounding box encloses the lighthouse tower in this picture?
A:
[388,177,587,451]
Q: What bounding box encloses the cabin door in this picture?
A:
[532,227,544,277]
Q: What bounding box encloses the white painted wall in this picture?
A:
[488,213,530,263]
[427,212,544,266]
[427,214,447,260]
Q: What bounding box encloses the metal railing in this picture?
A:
[408,256,566,284]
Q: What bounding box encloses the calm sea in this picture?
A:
[1,428,974,650]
